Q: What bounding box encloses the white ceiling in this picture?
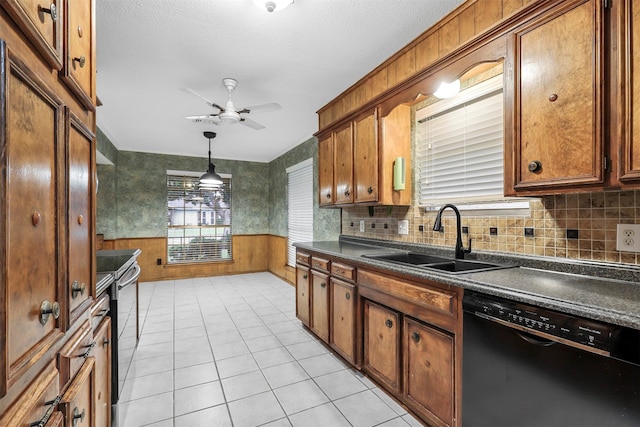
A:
[96,0,465,163]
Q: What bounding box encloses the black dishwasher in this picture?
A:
[463,291,640,427]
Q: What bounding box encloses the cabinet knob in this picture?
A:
[385,319,393,328]
[302,274,307,280]
[345,292,351,300]
[73,55,86,68]
[344,189,350,197]
[77,214,84,225]
[39,4,57,22]
[326,192,331,199]
[367,186,373,194]
[39,300,60,325]
[412,331,421,342]
[72,407,86,427]
[528,160,542,173]
[32,211,41,227]
[320,282,326,288]
[71,280,86,299]
[548,93,558,102]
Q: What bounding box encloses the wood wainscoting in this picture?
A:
[102,234,295,284]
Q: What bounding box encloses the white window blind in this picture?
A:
[416,75,505,207]
[287,158,313,267]
[166,172,232,264]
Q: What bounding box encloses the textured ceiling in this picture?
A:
[96,0,465,163]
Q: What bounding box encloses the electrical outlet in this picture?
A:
[617,224,640,252]
[398,220,409,235]
[359,220,365,232]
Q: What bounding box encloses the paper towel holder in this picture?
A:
[393,157,405,191]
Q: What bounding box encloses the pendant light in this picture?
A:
[199,131,223,189]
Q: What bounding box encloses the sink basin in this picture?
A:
[363,252,450,265]
[363,252,515,274]
[423,259,515,274]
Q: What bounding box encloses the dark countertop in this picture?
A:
[294,237,640,330]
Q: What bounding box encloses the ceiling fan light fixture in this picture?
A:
[253,0,293,13]
[218,110,241,123]
[199,131,224,189]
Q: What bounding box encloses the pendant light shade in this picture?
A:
[200,131,223,188]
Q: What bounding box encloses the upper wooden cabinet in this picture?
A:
[318,105,411,207]
[60,0,95,111]
[507,0,605,194]
[0,0,63,69]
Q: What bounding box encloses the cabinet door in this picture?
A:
[330,278,356,364]
[512,0,604,191]
[93,317,111,427]
[353,109,378,203]
[67,112,94,324]
[61,0,95,110]
[0,0,63,69]
[404,317,455,427]
[318,135,334,206]
[621,0,640,182]
[1,41,65,396]
[58,357,94,427]
[363,300,401,393]
[295,265,310,327]
[333,122,354,205]
[310,271,330,343]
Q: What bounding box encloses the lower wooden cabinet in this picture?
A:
[362,300,401,393]
[404,317,455,427]
[93,317,112,427]
[295,265,310,327]
[59,358,95,427]
[310,270,330,343]
[330,278,357,365]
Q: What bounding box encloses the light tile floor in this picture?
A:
[117,272,424,427]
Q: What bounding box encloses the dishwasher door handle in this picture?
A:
[513,330,556,347]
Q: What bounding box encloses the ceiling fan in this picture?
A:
[185,78,281,130]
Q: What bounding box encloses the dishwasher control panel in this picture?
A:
[463,292,619,352]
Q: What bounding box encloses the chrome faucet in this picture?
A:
[432,204,472,259]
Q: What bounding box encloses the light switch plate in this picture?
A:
[398,220,409,235]
[616,224,640,252]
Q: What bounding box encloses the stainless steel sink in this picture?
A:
[362,252,515,274]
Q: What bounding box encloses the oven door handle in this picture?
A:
[117,264,141,291]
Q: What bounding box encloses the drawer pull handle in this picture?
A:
[99,308,109,318]
[385,319,393,328]
[39,4,57,22]
[412,332,421,343]
[81,342,96,359]
[71,281,86,298]
[73,55,86,68]
[345,292,350,300]
[30,396,62,427]
[39,300,60,325]
[103,338,110,347]
[72,407,86,427]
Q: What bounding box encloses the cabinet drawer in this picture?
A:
[331,262,355,282]
[90,292,110,331]
[58,320,94,390]
[296,251,310,266]
[59,357,94,427]
[0,360,61,426]
[310,256,330,272]
[358,270,456,316]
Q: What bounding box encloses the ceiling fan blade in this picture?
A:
[240,117,265,130]
[236,102,281,114]
[183,88,225,111]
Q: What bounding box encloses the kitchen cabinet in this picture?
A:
[509,0,605,193]
[330,261,357,365]
[318,135,334,206]
[58,357,95,427]
[310,270,330,343]
[295,265,310,327]
[404,317,455,427]
[93,316,111,427]
[67,113,95,326]
[363,300,401,393]
[333,122,354,205]
[620,0,640,183]
[317,104,411,207]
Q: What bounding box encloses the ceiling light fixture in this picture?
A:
[434,79,461,99]
[253,0,294,13]
[199,131,223,189]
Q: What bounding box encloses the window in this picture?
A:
[287,158,313,267]
[166,171,232,264]
[416,74,527,212]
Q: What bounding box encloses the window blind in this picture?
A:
[287,158,313,267]
[166,173,232,264]
[416,75,504,207]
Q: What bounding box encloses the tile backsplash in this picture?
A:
[342,190,640,265]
